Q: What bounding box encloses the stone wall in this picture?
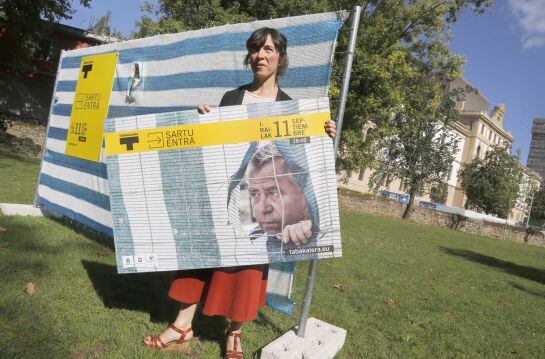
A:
[338,190,545,248]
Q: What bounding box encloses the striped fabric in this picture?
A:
[104,97,341,273]
[36,12,347,315]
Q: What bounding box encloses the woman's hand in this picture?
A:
[197,104,211,114]
[324,120,336,139]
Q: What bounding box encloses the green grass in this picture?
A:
[1,210,544,358]
[0,152,41,204]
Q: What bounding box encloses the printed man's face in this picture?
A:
[248,159,309,235]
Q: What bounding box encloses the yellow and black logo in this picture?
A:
[81,62,93,79]
[119,135,140,151]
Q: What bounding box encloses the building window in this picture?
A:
[358,168,365,181]
[481,124,485,135]
[476,145,481,159]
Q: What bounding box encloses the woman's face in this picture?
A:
[249,34,280,81]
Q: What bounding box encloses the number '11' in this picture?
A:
[273,120,290,138]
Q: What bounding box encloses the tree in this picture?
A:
[132,1,493,220]
[0,0,91,72]
[367,67,462,219]
[459,145,522,217]
[134,0,260,38]
[333,0,492,174]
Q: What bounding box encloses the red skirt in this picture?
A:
[168,264,268,322]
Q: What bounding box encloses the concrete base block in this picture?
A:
[0,203,44,217]
[261,317,346,359]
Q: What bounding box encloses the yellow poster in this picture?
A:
[104,112,330,155]
[65,52,118,162]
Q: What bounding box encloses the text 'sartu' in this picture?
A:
[104,111,330,155]
[65,52,118,162]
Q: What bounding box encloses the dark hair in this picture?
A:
[243,27,289,77]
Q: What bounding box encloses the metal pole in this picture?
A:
[297,5,362,338]
[333,5,361,156]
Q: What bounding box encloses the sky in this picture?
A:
[60,0,545,166]
[59,0,158,36]
[449,0,545,166]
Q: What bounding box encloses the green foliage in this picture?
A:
[334,0,490,172]
[459,145,522,217]
[367,74,461,218]
[0,0,90,72]
[361,9,469,217]
[131,2,492,215]
[134,0,264,37]
[530,187,545,220]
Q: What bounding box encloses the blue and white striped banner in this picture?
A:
[36,11,348,315]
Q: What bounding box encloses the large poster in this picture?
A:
[104,98,341,273]
[35,12,348,314]
[35,11,348,237]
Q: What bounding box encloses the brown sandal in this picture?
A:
[144,324,196,352]
[225,331,244,359]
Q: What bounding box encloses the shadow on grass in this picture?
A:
[441,247,545,285]
[49,215,115,251]
[3,257,49,277]
[510,282,545,298]
[81,261,230,343]
[254,311,288,336]
[0,147,41,164]
[82,260,177,322]
[0,302,73,357]
[0,219,61,255]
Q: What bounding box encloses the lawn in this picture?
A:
[1,153,544,358]
[1,210,544,358]
[0,152,41,204]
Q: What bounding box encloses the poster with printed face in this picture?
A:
[104,97,341,273]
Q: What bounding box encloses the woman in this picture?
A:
[144,27,337,358]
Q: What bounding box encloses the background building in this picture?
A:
[341,77,541,223]
[0,16,114,126]
[527,118,545,183]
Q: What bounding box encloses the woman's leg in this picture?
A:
[144,302,197,345]
[226,321,243,354]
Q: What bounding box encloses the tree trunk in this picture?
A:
[402,190,416,219]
